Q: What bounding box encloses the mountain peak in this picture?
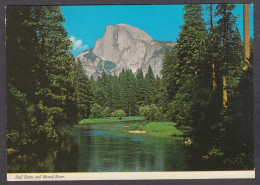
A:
[107,23,153,41]
[76,24,175,79]
[92,23,153,62]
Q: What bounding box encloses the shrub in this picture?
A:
[100,107,110,118]
[139,104,165,121]
[90,103,102,118]
[111,109,126,120]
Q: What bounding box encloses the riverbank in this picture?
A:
[79,116,145,124]
[124,122,184,136]
[77,117,183,137]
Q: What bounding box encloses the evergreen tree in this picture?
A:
[135,69,146,108]
[32,6,78,143]
[126,69,137,116]
[169,4,211,141]
[108,74,121,112]
[228,28,244,95]
[175,4,209,83]
[215,4,238,108]
[160,49,179,113]
[118,69,136,116]
[6,6,40,147]
[144,65,156,105]
[100,70,109,107]
[6,6,78,148]
[72,59,93,119]
[207,4,253,168]
[154,75,162,106]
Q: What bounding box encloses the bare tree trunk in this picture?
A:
[210,4,217,90]
[212,64,216,89]
[223,76,228,108]
[223,7,228,109]
[244,4,250,64]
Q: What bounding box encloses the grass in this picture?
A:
[144,122,183,136]
[126,122,184,136]
[79,116,145,124]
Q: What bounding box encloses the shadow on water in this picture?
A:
[7,138,80,173]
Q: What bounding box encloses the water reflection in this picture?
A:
[7,139,79,173]
[8,122,189,173]
[71,123,188,172]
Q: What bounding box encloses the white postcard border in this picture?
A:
[7,170,255,181]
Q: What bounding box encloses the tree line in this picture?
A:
[86,65,163,119]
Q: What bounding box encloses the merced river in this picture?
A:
[7,121,217,173]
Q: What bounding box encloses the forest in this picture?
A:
[6,4,254,170]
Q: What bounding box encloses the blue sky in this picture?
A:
[61,4,254,57]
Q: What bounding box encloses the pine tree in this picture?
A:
[206,4,217,90]
[215,4,238,108]
[100,70,109,107]
[160,49,179,112]
[31,6,78,143]
[6,6,78,147]
[135,69,146,108]
[118,69,136,116]
[6,6,41,147]
[144,65,156,105]
[72,59,93,119]
[208,4,254,169]
[175,4,208,81]
[169,4,211,135]
[92,77,106,107]
[154,75,162,106]
[109,74,121,112]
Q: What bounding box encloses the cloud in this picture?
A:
[69,36,88,51]
[74,39,82,49]
[69,36,76,42]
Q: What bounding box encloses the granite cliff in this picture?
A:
[76,24,175,79]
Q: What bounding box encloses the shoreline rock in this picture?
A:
[129,130,147,134]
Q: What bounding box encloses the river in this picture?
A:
[7,121,214,173]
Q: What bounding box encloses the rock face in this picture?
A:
[76,24,175,79]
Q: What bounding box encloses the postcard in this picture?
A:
[4,2,255,181]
